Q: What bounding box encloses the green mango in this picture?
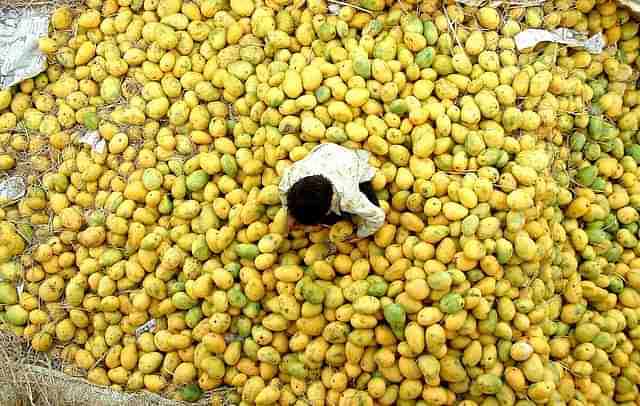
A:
[423,21,438,45]
[607,275,624,294]
[366,276,388,297]
[570,132,586,151]
[474,374,503,395]
[628,144,640,164]
[302,280,325,305]
[228,286,248,308]
[311,86,329,104]
[383,303,406,339]
[185,307,203,329]
[235,244,258,260]
[372,34,397,61]
[415,47,435,69]
[439,293,464,314]
[399,14,422,34]
[389,99,408,115]
[186,169,209,191]
[584,142,602,161]
[574,165,597,186]
[5,304,28,326]
[180,384,202,402]
[172,292,197,310]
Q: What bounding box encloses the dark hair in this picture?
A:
[287,175,333,225]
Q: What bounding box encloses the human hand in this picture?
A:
[288,215,303,230]
[288,216,324,232]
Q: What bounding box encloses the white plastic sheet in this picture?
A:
[515,28,605,54]
[224,334,244,343]
[327,2,341,15]
[77,130,107,154]
[135,319,157,337]
[0,176,26,204]
[0,5,50,90]
[16,279,24,297]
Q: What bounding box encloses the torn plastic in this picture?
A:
[455,0,483,6]
[224,334,244,343]
[327,2,341,15]
[0,5,50,90]
[0,176,26,205]
[78,130,107,154]
[135,318,157,337]
[515,28,605,54]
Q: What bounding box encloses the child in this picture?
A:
[279,143,386,240]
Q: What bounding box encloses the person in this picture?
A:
[279,143,386,241]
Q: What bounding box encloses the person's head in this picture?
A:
[287,175,333,225]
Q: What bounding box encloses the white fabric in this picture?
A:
[279,143,386,238]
